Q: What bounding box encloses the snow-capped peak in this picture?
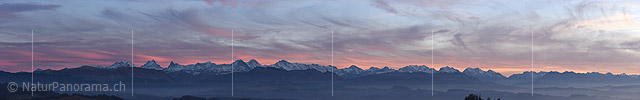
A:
[141,60,163,70]
[438,66,459,73]
[336,65,364,76]
[247,59,262,68]
[269,60,331,72]
[232,59,251,72]
[463,67,484,73]
[370,66,395,74]
[164,61,190,72]
[168,61,181,68]
[347,65,362,70]
[107,61,134,69]
[275,60,291,65]
[398,65,435,73]
[367,67,379,70]
[462,67,506,80]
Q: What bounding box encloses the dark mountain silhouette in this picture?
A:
[0,59,638,100]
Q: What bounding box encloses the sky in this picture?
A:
[0,0,639,75]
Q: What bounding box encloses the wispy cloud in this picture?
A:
[0,2,60,18]
[0,0,638,75]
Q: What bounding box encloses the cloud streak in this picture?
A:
[0,0,638,75]
[0,3,60,18]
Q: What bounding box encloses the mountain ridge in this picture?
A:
[25,59,640,80]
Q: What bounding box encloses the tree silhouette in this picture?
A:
[465,94,501,100]
[464,94,483,100]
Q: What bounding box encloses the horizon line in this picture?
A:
[12,59,640,76]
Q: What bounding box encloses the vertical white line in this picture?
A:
[31,30,34,96]
[331,30,334,96]
[531,29,534,96]
[431,30,434,96]
[231,30,234,96]
[131,29,134,96]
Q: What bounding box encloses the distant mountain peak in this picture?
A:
[605,72,613,75]
[465,67,481,70]
[141,60,163,70]
[563,71,576,73]
[398,65,434,73]
[247,59,262,68]
[438,66,459,73]
[232,59,247,65]
[107,61,133,69]
[169,61,180,67]
[337,65,365,76]
[462,67,506,80]
[276,60,290,64]
[347,65,361,69]
[487,69,496,73]
[368,66,395,74]
[463,67,485,73]
[34,68,44,72]
[508,71,549,80]
[232,59,251,72]
[233,59,246,63]
[248,59,259,64]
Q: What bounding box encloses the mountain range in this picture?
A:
[105,59,637,81]
[8,59,639,100]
